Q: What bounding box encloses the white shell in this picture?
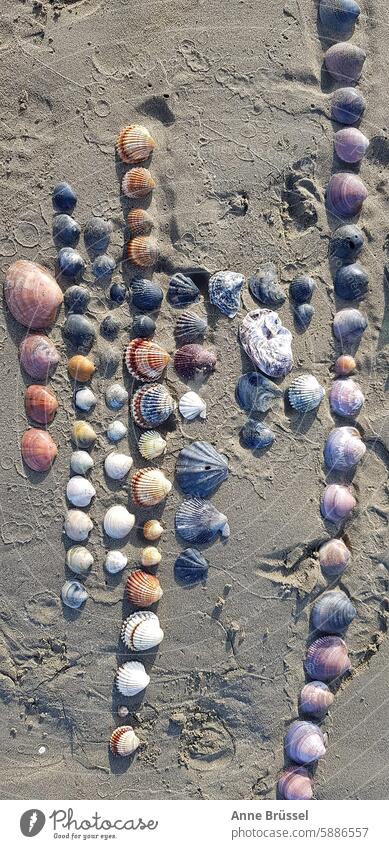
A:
[66,545,94,575]
[103,505,135,539]
[121,611,164,651]
[105,383,128,410]
[70,450,94,475]
[115,660,150,696]
[143,519,164,541]
[61,579,88,609]
[107,420,128,443]
[141,546,161,567]
[110,726,140,757]
[104,452,133,480]
[138,430,167,460]
[66,475,96,507]
[75,387,96,412]
[178,390,207,421]
[105,550,128,574]
[64,509,93,541]
[288,374,326,413]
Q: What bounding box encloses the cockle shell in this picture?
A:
[66,475,96,507]
[105,383,128,411]
[109,726,140,757]
[321,484,356,523]
[278,767,313,801]
[141,546,161,568]
[319,0,361,34]
[63,314,95,353]
[305,635,351,682]
[121,611,164,651]
[175,441,228,498]
[174,548,209,585]
[324,426,366,470]
[131,468,172,507]
[126,570,163,606]
[329,378,364,417]
[334,128,369,164]
[4,260,63,329]
[104,452,133,480]
[75,387,96,412]
[61,579,88,610]
[329,225,364,264]
[326,173,368,218]
[333,308,367,344]
[66,545,94,576]
[334,263,369,301]
[239,309,293,378]
[324,42,366,83]
[236,372,283,414]
[143,520,164,541]
[72,420,97,449]
[25,385,58,425]
[248,264,285,308]
[125,338,170,382]
[115,661,150,697]
[116,124,155,164]
[179,391,207,421]
[175,311,208,344]
[299,681,334,719]
[331,87,366,125]
[91,254,116,280]
[167,273,200,307]
[121,167,155,199]
[311,589,356,633]
[284,720,326,765]
[132,315,156,338]
[319,538,351,579]
[103,505,135,539]
[68,355,96,382]
[138,430,167,460]
[209,270,245,318]
[21,428,57,472]
[105,550,128,574]
[240,420,275,450]
[288,374,325,413]
[64,509,93,541]
[128,236,159,268]
[289,276,315,304]
[131,383,176,428]
[70,450,94,475]
[130,278,163,311]
[335,354,356,376]
[174,344,217,382]
[175,498,230,544]
[107,420,127,443]
[127,207,154,236]
[19,334,60,380]
[52,181,77,214]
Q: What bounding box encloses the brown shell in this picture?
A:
[116,124,155,164]
[19,334,60,380]
[127,208,154,237]
[21,428,57,472]
[128,236,159,268]
[125,338,170,381]
[126,570,163,607]
[4,260,63,329]
[68,355,95,382]
[121,167,155,199]
[174,344,217,381]
[335,354,356,376]
[25,385,59,425]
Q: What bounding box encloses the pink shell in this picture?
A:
[305,635,351,682]
[334,128,369,164]
[299,681,334,718]
[319,538,351,579]
[19,334,60,380]
[278,767,313,800]
[284,720,326,765]
[326,173,368,218]
[321,483,356,523]
[4,260,63,329]
[21,428,57,472]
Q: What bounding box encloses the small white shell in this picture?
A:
[179,390,207,421]
[104,452,133,480]
[115,660,150,697]
[138,430,167,460]
[288,374,325,413]
[70,450,94,475]
[66,545,94,576]
[121,611,164,651]
[105,550,128,574]
[141,546,161,567]
[66,475,96,507]
[75,387,96,412]
[105,383,128,410]
[107,420,128,443]
[61,579,88,609]
[103,505,135,539]
[64,509,93,541]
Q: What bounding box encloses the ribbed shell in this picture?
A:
[130,278,163,311]
[116,124,155,164]
[128,236,159,268]
[175,311,208,343]
[324,426,366,470]
[138,430,167,459]
[109,725,140,757]
[19,333,60,380]
[284,721,326,765]
[175,441,228,498]
[167,272,200,307]
[239,309,293,378]
[66,475,96,507]
[25,384,58,425]
[288,374,325,413]
[4,260,63,329]
[318,538,351,579]
[235,372,283,414]
[305,635,351,682]
[174,548,209,585]
[61,579,88,609]
[121,167,155,199]
[126,570,163,607]
[131,383,176,428]
[115,661,150,697]
[299,681,334,719]
[143,520,164,541]
[174,344,216,381]
[104,452,133,480]
[103,505,135,539]
[121,611,164,651]
[175,498,230,544]
[311,590,356,634]
[131,468,172,507]
[178,391,207,421]
[125,338,170,381]
[127,207,154,236]
[278,767,313,801]
[329,378,364,417]
[66,546,94,576]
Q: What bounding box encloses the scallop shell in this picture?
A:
[305,635,351,682]
[4,260,63,329]
[127,207,154,236]
[321,483,356,523]
[278,767,313,801]
[311,589,356,634]
[63,314,95,353]
[72,420,97,449]
[235,372,283,414]
[175,498,230,544]
[131,383,176,428]
[19,333,60,380]
[179,390,207,421]
[174,548,209,585]
[249,263,285,308]
[121,611,164,651]
[167,272,200,307]
[109,725,140,757]
[288,374,325,413]
[334,263,369,301]
[289,276,316,304]
[105,550,128,574]
[175,311,208,344]
[64,509,93,542]
[138,430,167,459]
[105,383,128,411]
[131,468,172,507]
[21,428,57,472]
[125,338,170,382]
[240,419,275,450]
[284,720,326,765]
[75,387,96,412]
[121,167,155,199]
[331,86,366,125]
[66,545,94,576]
[116,124,155,164]
[61,579,88,610]
[128,236,158,268]
[126,570,163,606]
[329,225,364,265]
[103,505,135,539]
[324,426,365,471]
[25,385,58,425]
[208,270,245,318]
[333,308,367,344]
[115,661,150,697]
[319,538,351,578]
[324,42,366,83]
[143,520,164,541]
[107,420,128,443]
[141,546,161,568]
[334,127,369,164]
[175,441,228,498]
[319,0,360,34]
[104,452,133,480]
[174,344,217,381]
[329,378,364,417]
[130,278,163,311]
[335,355,356,376]
[299,681,334,719]
[68,355,96,382]
[326,172,368,218]
[239,309,293,378]
[66,476,96,507]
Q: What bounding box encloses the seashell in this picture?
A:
[130,278,163,311]
[140,546,161,568]
[334,127,369,164]
[324,425,365,470]
[329,224,364,263]
[131,468,172,507]
[75,387,96,412]
[143,520,164,541]
[319,0,361,34]
[66,545,94,576]
[329,378,364,417]
[305,635,351,682]
[331,86,366,125]
[4,260,63,329]
[174,548,209,585]
[132,315,156,338]
[239,309,293,378]
[321,484,356,523]
[19,333,60,380]
[21,428,57,472]
[175,441,228,498]
[289,276,316,304]
[64,509,93,541]
[295,303,315,329]
[61,579,88,610]
[104,452,133,480]
[248,264,286,308]
[68,355,96,382]
[121,167,155,199]
[58,247,85,279]
[72,420,97,449]
[174,344,216,382]
[84,217,112,256]
[167,272,200,307]
[25,385,58,425]
[240,419,275,450]
[97,342,121,377]
[52,213,81,248]
[333,308,367,344]
[334,262,368,302]
[116,124,156,164]
[107,420,127,443]
[105,383,128,411]
[126,570,163,606]
[125,338,170,382]
[91,254,116,280]
[335,354,356,376]
[64,285,90,314]
[138,430,167,460]
[326,172,368,218]
[52,181,77,213]
[128,236,158,268]
[299,681,334,719]
[208,270,245,318]
[319,538,351,578]
[128,207,154,237]
[115,661,150,697]
[131,383,176,428]
[284,720,326,765]
[175,311,208,344]
[324,42,366,83]
[101,314,120,339]
[288,374,325,413]
[235,372,283,414]
[103,505,135,539]
[70,450,94,475]
[179,390,207,421]
[311,589,356,633]
[109,282,127,304]
[66,475,96,507]
[121,611,163,651]
[117,706,129,719]
[278,767,313,801]
[175,498,230,544]
[105,550,128,574]
[109,725,140,757]
[63,314,96,352]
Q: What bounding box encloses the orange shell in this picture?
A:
[128,236,158,268]
[125,338,170,381]
[25,384,59,425]
[68,355,95,382]
[21,428,57,472]
[126,570,163,607]
[116,124,155,165]
[335,355,356,376]
[109,725,140,757]
[127,208,154,237]
[4,260,63,329]
[121,167,155,199]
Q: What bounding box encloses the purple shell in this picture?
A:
[311,589,356,633]
[329,378,364,416]
[305,635,351,682]
[284,720,326,765]
[326,172,368,218]
[324,426,366,471]
[299,681,334,719]
[319,538,351,578]
[331,87,366,125]
[239,309,293,378]
[334,128,369,164]
[324,42,366,83]
[321,484,356,523]
[278,767,313,801]
[174,344,217,382]
[333,308,368,344]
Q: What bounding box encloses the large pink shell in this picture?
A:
[278,767,313,800]
[21,428,57,472]
[4,260,63,329]
[326,173,368,218]
[19,334,60,380]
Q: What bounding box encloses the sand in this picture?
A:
[0,0,388,800]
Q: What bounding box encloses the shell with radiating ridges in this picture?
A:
[66,475,96,507]
[116,124,155,164]
[319,538,351,578]
[21,428,57,472]
[329,378,364,417]
[143,520,164,541]
[138,430,167,460]
[326,172,368,218]
[25,385,58,425]
[105,551,128,574]
[236,372,283,414]
[19,333,60,379]
[131,468,172,507]
[121,611,164,651]
[175,311,208,343]
[4,260,63,329]
[167,273,200,307]
[333,308,367,344]
[128,236,158,268]
[324,42,366,83]
[208,270,244,318]
[324,426,365,471]
[66,545,94,576]
[311,590,356,633]
[284,720,326,765]
[305,635,351,682]
[125,338,170,382]
[131,383,176,428]
[175,498,230,544]
[115,661,150,697]
[175,441,228,498]
[299,681,335,719]
[61,579,88,609]
[239,309,293,378]
[109,725,140,757]
[128,207,154,236]
[64,509,93,542]
[121,167,155,199]
[126,570,163,607]
[104,453,133,481]
[130,278,163,311]
[278,767,313,801]
[321,484,356,523]
[334,127,369,164]
[103,505,135,539]
[174,548,209,585]
[179,391,207,421]
[288,374,325,413]
[174,344,216,382]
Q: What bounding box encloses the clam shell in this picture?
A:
[284,720,326,765]
[299,681,334,719]
[72,420,97,449]
[64,509,93,541]
[138,430,167,460]
[109,725,140,757]
[110,282,127,304]
[143,520,164,541]
[130,278,163,311]
[311,589,356,633]
[68,355,96,382]
[66,545,94,576]
[105,550,128,574]
[288,374,325,413]
[174,344,216,381]
[121,611,164,651]
[103,505,135,539]
[132,315,156,338]
[334,263,369,301]
[63,314,95,353]
[333,308,367,344]
[107,420,128,443]
[175,497,230,544]
[21,428,57,472]
[52,181,77,213]
[104,452,133,480]
[239,309,293,378]
[105,383,128,411]
[131,468,172,507]
[64,285,90,314]
[75,387,96,412]
[128,236,158,268]
[84,217,112,256]
[174,548,209,585]
[319,538,351,578]
[131,383,176,428]
[289,275,315,304]
[179,390,207,421]
[125,338,170,382]
[175,441,228,498]
[319,0,361,34]
[295,303,315,329]
[235,372,283,414]
[141,546,161,568]
[305,635,351,682]
[121,167,155,199]
[209,270,244,318]
[175,311,208,344]
[66,475,96,507]
[53,212,80,248]
[116,124,155,164]
[324,42,366,83]
[4,260,63,329]
[126,570,163,606]
[331,86,366,125]
[248,264,285,308]
[25,385,58,425]
[115,661,150,697]
[324,426,365,470]
[335,355,356,376]
[329,378,364,416]
[329,225,364,264]
[91,254,116,280]
[240,419,275,450]
[70,449,94,475]
[61,579,88,609]
[334,127,369,164]
[326,172,368,218]
[127,207,154,236]
[167,272,200,307]
[19,333,60,380]
[278,767,313,801]
[58,247,85,280]
[321,483,356,523]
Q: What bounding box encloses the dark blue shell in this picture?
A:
[52,182,77,213]
[64,285,90,314]
[91,254,116,280]
[132,315,156,337]
[329,225,364,263]
[100,314,120,338]
[53,214,81,248]
[109,282,127,304]
[295,303,315,329]
[289,276,316,305]
[334,263,368,301]
[249,264,285,307]
[236,372,283,414]
[131,278,163,311]
[319,0,360,35]
[240,419,275,450]
[175,441,228,498]
[175,498,230,544]
[58,247,85,279]
[168,272,200,307]
[84,217,111,256]
[331,87,366,125]
[63,314,96,352]
[174,548,209,585]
